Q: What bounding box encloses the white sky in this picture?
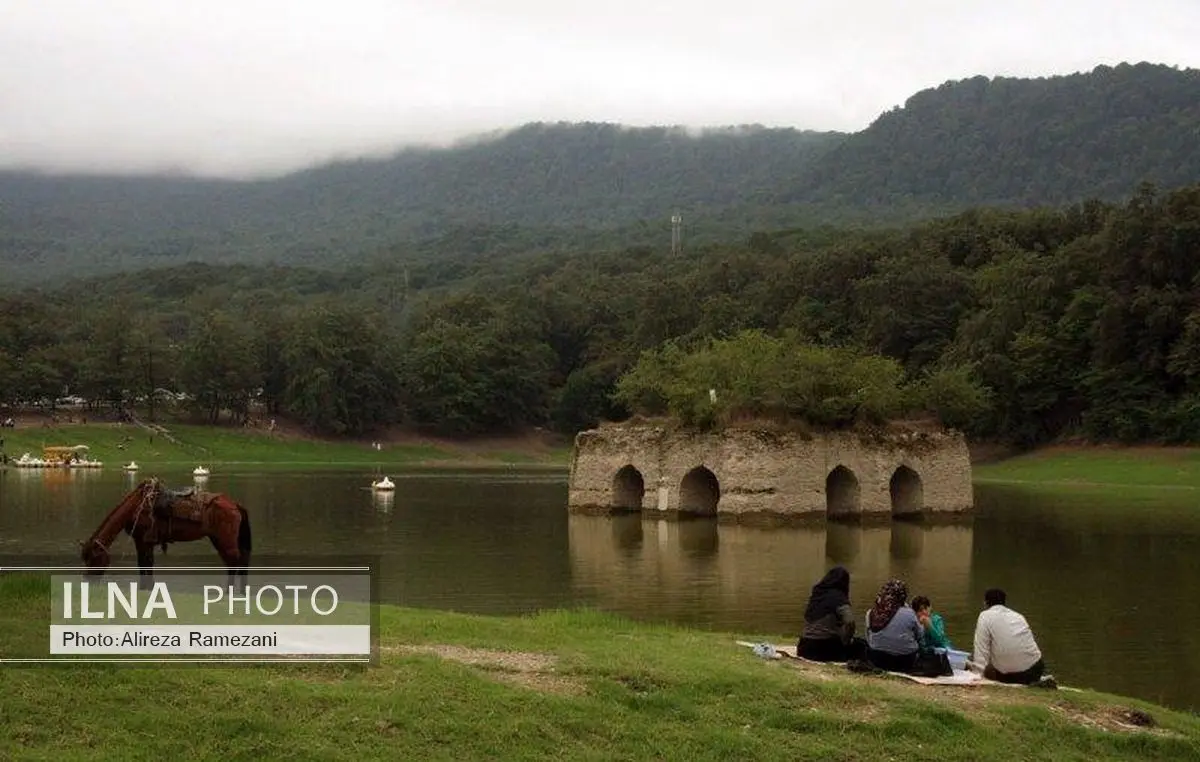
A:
[2,0,1197,178]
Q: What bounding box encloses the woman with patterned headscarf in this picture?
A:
[864,578,924,673]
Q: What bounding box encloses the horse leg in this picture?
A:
[235,505,251,591]
[212,537,245,595]
[134,536,155,590]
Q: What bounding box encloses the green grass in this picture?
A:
[974,447,1200,491]
[0,423,570,470]
[1,574,1197,761]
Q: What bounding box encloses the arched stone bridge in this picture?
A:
[567,423,974,522]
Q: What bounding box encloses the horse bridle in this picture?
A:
[131,479,161,527]
[86,537,109,562]
[85,479,167,563]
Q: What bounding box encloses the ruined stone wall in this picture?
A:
[567,423,974,521]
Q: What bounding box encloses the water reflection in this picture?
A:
[568,515,973,637]
[672,518,720,558]
[610,514,642,555]
[372,490,395,514]
[889,521,924,559]
[970,484,1200,713]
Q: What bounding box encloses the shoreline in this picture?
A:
[0,420,573,470]
[970,445,1200,491]
[6,421,1200,491]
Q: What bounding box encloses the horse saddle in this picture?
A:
[152,486,214,525]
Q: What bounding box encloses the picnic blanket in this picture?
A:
[735,641,1013,687]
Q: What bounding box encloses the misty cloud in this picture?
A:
[2,0,1198,178]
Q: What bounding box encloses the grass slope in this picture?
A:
[0,574,1196,761]
[0,423,570,469]
[973,447,1200,491]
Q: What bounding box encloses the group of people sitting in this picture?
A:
[796,566,1052,686]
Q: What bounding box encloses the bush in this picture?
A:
[614,330,926,430]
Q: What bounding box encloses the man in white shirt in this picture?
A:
[972,588,1054,686]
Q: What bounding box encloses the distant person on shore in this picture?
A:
[972,588,1054,687]
[864,578,923,673]
[796,566,867,662]
[911,595,953,650]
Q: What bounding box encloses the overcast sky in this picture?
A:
[3,0,1198,178]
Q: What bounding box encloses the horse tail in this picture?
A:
[237,505,252,560]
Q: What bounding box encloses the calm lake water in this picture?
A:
[2,465,1197,713]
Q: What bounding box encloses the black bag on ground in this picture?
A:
[910,650,953,678]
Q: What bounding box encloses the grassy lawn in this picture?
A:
[1,574,1197,761]
[973,446,1200,490]
[0,423,570,470]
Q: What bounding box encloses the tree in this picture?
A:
[178,311,259,424]
[282,307,402,436]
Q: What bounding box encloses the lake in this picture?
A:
[2,465,1197,713]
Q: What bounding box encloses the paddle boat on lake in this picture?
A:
[371,476,395,491]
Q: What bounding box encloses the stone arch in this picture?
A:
[825,465,861,517]
[889,465,924,518]
[611,465,645,511]
[679,466,720,516]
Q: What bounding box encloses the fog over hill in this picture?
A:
[3,62,1199,287]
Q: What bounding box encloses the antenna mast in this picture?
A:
[671,212,682,256]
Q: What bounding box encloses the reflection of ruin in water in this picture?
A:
[889,520,924,559]
[610,513,643,555]
[669,517,719,557]
[568,514,974,632]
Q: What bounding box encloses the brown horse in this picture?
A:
[80,477,252,590]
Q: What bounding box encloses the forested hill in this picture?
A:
[794,62,1200,208]
[3,61,1200,286]
[0,125,844,286]
[275,123,844,226]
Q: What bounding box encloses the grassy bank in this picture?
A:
[973,446,1200,491]
[0,422,571,470]
[0,575,1195,761]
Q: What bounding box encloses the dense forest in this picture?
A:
[2,181,1199,447]
[3,63,1200,287]
[793,62,1200,208]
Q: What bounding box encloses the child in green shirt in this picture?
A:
[911,595,952,650]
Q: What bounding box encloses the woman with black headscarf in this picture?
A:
[797,566,867,661]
